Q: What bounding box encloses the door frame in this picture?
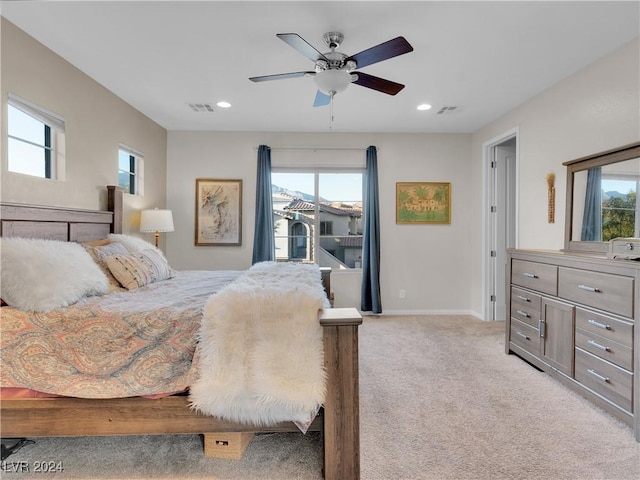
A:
[482,127,520,321]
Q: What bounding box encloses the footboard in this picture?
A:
[0,307,362,480]
[320,307,362,480]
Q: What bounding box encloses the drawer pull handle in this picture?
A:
[578,284,600,293]
[516,310,530,318]
[587,319,611,330]
[516,331,530,341]
[523,272,538,279]
[587,339,611,352]
[516,295,530,302]
[587,369,610,383]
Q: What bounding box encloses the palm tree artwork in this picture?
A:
[396,182,450,224]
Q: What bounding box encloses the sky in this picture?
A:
[602,179,636,195]
[271,172,363,203]
[7,104,47,177]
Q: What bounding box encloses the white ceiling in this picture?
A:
[2,1,639,133]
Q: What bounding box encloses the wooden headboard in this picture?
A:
[0,186,334,298]
[0,186,123,242]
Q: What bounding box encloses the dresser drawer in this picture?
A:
[575,348,632,412]
[510,318,540,357]
[575,328,633,371]
[511,287,542,311]
[511,260,557,296]
[511,287,541,327]
[558,267,634,318]
[575,308,633,349]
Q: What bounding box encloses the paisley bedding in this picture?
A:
[0,270,241,399]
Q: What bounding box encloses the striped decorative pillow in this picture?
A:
[104,249,174,290]
[84,242,130,292]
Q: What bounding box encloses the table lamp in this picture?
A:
[140,208,174,248]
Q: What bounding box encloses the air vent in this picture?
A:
[437,106,458,115]
[188,103,215,112]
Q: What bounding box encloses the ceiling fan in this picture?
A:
[249,32,413,107]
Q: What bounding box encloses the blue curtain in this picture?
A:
[581,167,602,241]
[252,145,275,263]
[361,146,382,313]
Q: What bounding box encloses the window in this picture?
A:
[290,222,309,260]
[7,94,65,179]
[118,147,143,195]
[602,174,639,240]
[320,221,333,235]
[272,170,364,269]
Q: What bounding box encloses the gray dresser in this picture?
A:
[506,249,640,441]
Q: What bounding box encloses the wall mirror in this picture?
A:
[564,141,640,253]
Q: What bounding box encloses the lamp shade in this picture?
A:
[314,69,352,95]
[140,209,174,233]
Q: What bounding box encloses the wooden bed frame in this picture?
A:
[0,186,362,480]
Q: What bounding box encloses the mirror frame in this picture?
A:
[563,141,640,253]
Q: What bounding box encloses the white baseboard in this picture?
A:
[363,309,486,320]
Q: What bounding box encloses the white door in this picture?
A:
[486,135,518,321]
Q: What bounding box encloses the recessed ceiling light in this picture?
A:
[417,104,432,111]
[216,101,231,109]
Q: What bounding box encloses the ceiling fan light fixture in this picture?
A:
[315,59,329,72]
[314,69,352,95]
[250,32,414,106]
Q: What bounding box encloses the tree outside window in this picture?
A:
[602,177,639,240]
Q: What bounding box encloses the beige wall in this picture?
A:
[166,131,473,313]
[0,18,168,233]
[469,36,640,316]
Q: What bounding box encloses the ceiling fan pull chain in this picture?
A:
[329,92,335,132]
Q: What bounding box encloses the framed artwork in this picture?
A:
[396,182,451,224]
[195,178,242,246]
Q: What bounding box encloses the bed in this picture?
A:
[0,185,362,479]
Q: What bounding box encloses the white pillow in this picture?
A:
[108,234,167,259]
[0,237,109,312]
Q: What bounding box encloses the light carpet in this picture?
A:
[2,315,639,479]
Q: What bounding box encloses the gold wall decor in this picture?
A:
[396,182,451,224]
[547,172,555,223]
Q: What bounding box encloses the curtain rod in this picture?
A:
[255,146,374,152]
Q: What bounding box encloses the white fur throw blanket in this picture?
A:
[189,262,330,426]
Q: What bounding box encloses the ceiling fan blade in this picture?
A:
[346,36,413,69]
[249,71,315,82]
[352,72,405,95]
[313,90,331,107]
[277,33,329,63]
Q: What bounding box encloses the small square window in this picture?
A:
[320,221,333,235]
[7,94,65,179]
[118,147,143,195]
